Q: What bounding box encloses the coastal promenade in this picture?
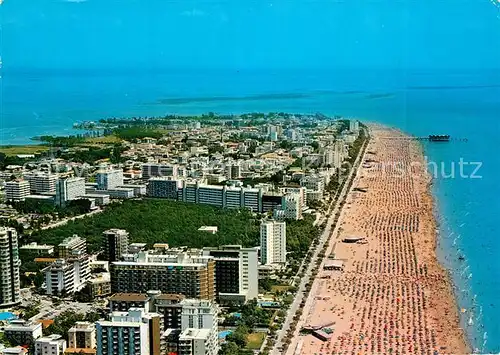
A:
[288,125,469,354]
[269,127,369,355]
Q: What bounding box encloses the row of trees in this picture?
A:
[113,127,163,141]
[11,199,92,217]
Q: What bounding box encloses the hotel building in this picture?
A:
[110,251,215,300]
[96,169,123,190]
[67,322,96,352]
[5,180,30,202]
[260,220,287,265]
[146,177,180,199]
[102,229,129,262]
[24,172,58,195]
[55,177,86,207]
[202,245,258,303]
[0,228,21,307]
[96,308,161,355]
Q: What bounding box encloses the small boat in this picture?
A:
[458,255,465,261]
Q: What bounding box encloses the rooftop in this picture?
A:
[108,293,149,302]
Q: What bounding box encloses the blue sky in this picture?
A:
[2,0,500,70]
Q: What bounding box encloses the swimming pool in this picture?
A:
[218,330,233,339]
[0,312,17,321]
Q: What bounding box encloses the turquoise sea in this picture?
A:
[1,0,500,352]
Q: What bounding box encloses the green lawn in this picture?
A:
[271,285,291,293]
[0,145,48,156]
[246,332,266,350]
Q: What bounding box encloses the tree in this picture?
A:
[227,328,248,348]
[219,341,240,355]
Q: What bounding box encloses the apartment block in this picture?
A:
[34,334,67,355]
[43,255,90,295]
[102,229,129,262]
[177,181,263,212]
[0,228,21,307]
[110,251,215,300]
[96,308,161,355]
[57,235,87,259]
[96,169,123,190]
[4,320,43,348]
[160,298,219,355]
[19,242,54,255]
[108,293,150,313]
[146,177,180,199]
[67,322,96,351]
[149,293,185,330]
[5,180,30,202]
[225,163,241,180]
[260,220,287,265]
[55,177,86,207]
[24,173,58,195]
[178,328,216,355]
[202,245,258,303]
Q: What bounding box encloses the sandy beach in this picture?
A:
[290,125,469,354]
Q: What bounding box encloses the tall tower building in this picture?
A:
[260,220,287,265]
[102,229,129,262]
[0,228,21,307]
[202,245,259,303]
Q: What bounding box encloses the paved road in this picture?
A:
[269,129,369,355]
[41,208,103,230]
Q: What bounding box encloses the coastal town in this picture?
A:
[0,113,371,355]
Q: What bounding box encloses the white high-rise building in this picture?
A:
[55,177,86,207]
[96,308,161,355]
[24,173,58,195]
[300,176,325,193]
[203,245,258,303]
[349,119,360,133]
[96,169,123,190]
[5,180,30,202]
[43,256,90,296]
[0,228,21,307]
[282,193,302,220]
[260,220,287,265]
[102,229,129,262]
[334,139,347,169]
[177,299,219,355]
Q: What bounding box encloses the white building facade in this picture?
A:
[260,220,287,265]
[96,169,123,190]
[5,180,30,202]
[55,177,86,207]
[0,228,21,307]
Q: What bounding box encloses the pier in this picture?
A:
[382,134,468,142]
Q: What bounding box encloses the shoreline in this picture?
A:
[288,124,469,354]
